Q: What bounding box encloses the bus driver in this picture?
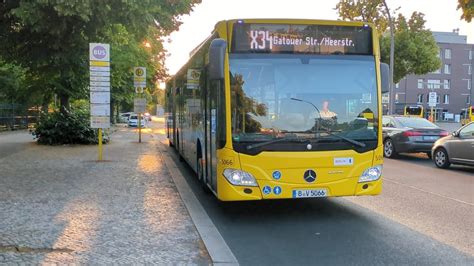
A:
[320,100,337,119]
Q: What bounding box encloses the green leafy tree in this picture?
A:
[0,58,26,102]
[335,0,441,83]
[458,0,474,22]
[0,0,201,113]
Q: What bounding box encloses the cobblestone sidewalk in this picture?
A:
[0,120,210,264]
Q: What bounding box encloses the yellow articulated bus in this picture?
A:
[166,19,389,201]
[404,105,424,118]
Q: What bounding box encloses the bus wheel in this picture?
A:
[197,157,204,181]
[177,131,184,162]
[197,156,210,193]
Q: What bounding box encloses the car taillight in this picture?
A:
[403,130,422,137]
[439,131,449,137]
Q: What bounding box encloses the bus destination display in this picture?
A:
[232,23,372,55]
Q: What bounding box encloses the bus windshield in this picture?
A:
[229,54,378,153]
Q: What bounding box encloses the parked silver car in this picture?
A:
[432,122,474,168]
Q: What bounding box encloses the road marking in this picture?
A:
[384,178,473,206]
[158,143,239,265]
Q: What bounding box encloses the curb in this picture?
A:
[158,142,239,265]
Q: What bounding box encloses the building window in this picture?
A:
[444,64,451,74]
[468,95,471,104]
[427,79,441,89]
[443,94,449,104]
[469,50,472,60]
[417,79,424,89]
[468,80,471,90]
[445,48,451,59]
[395,82,399,89]
[417,94,423,104]
[395,93,399,103]
[436,95,440,104]
[468,65,472,75]
[443,79,450,89]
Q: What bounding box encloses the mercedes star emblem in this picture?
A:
[303,169,317,183]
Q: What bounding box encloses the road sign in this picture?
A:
[134,98,146,113]
[90,86,110,92]
[429,92,437,107]
[89,43,110,62]
[90,91,110,104]
[89,43,110,130]
[90,81,110,87]
[90,116,110,129]
[90,76,110,82]
[90,71,110,77]
[91,104,110,116]
[134,67,146,88]
[90,66,110,72]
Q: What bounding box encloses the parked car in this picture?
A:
[432,122,474,168]
[119,112,132,123]
[382,116,449,158]
[128,114,147,127]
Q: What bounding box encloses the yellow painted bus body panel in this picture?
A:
[216,146,384,201]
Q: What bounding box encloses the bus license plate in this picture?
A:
[293,189,328,198]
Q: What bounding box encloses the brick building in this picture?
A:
[390,31,473,121]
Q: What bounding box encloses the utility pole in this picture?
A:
[382,0,395,115]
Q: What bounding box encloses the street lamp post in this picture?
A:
[382,0,395,115]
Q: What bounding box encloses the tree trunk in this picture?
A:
[59,93,70,115]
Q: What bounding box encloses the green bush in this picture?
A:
[32,109,108,145]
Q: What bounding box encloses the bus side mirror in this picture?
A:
[380,63,389,93]
[209,38,227,80]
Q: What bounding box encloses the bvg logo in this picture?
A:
[250,30,273,50]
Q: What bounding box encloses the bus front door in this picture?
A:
[205,80,219,192]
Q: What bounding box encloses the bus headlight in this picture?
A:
[223,168,258,187]
[358,165,382,183]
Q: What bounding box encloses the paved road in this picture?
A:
[0,130,34,159]
[166,138,473,264]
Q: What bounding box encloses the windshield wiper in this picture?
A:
[246,137,308,150]
[316,131,366,148]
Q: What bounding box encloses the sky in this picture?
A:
[163,0,473,76]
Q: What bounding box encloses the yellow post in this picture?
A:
[430,106,434,122]
[138,112,142,143]
[98,128,103,161]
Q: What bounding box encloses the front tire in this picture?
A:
[383,138,398,158]
[197,157,210,193]
[197,157,204,182]
[434,148,450,168]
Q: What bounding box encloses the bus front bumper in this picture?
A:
[217,176,382,201]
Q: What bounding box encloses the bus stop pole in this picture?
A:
[138,112,142,143]
[98,128,103,161]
